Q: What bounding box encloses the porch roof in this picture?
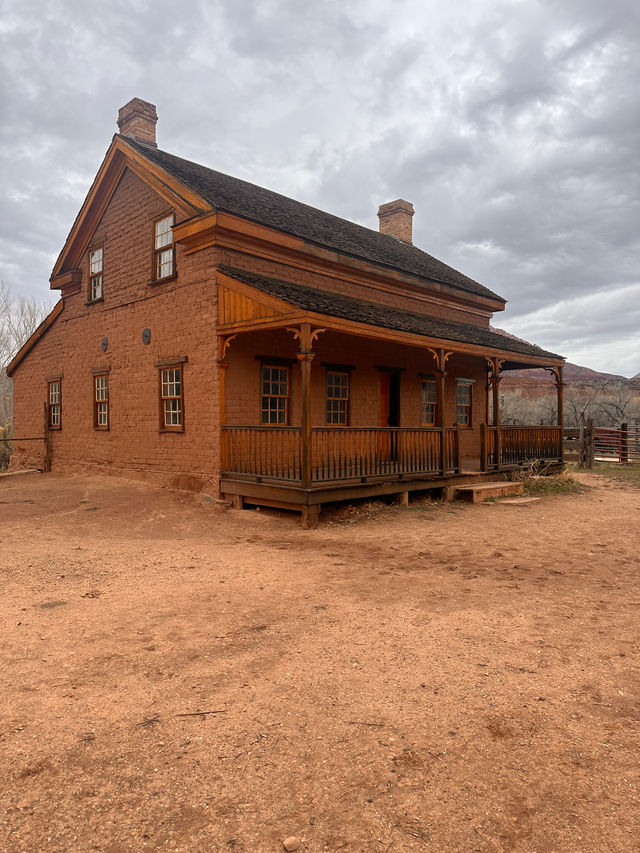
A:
[219,266,563,364]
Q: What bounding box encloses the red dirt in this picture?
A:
[1,471,639,852]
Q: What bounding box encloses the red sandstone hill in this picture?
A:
[491,328,639,388]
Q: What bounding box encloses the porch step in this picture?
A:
[454,481,524,503]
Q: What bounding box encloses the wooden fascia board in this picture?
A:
[212,210,504,316]
[173,212,218,253]
[115,136,210,211]
[50,136,210,284]
[217,302,564,368]
[6,300,64,376]
[51,148,127,281]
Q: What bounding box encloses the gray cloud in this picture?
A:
[1,0,638,374]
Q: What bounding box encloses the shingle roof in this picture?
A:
[219,266,562,361]
[124,137,505,303]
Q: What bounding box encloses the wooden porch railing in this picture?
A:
[222,426,461,483]
[310,427,460,481]
[482,424,563,470]
[221,426,302,480]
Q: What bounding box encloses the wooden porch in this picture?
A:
[220,424,564,525]
[214,270,567,526]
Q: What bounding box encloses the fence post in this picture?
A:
[586,418,594,469]
[620,423,628,464]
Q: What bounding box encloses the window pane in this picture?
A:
[157,248,173,278]
[155,216,173,249]
[95,376,108,400]
[164,398,182,426]
[91,274,102,300]
[90,248,103,273]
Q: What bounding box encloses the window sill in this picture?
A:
[94,427,109,432]
[85,297,104,306]
[159,428,184,434]
[148,273,178,287]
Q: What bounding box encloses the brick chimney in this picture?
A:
[117,98,158,147]
[377,199,414,244]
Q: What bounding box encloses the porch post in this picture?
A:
[217,360,229,426]
[297,323,315,489]
[438,348,447,475]
[491,358,502,469]
[555,364,565,462]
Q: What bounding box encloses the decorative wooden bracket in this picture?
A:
[543,366,565,388]
[427,347,454,373]
[219,334,237,359]
[487,357,505,381]
[287,325,327,352]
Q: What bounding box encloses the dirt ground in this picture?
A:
[1,471,639,853]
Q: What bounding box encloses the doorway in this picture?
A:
[379,370,401,427]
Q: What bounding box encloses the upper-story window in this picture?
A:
[89,248,103,301]
[154,214,174,280]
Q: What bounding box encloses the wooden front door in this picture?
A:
[379,371,401,426]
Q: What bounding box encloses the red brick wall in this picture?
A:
[11,168,221,490]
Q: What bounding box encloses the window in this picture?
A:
[89,248,103,301]
[261,365,289,424]
[160,366,183,430]
[93,374,109,429]
[48,380,61,429]
[456,379,473,427]
[154,214,174,280]
[420,378,437,426]
[326,371,349,425]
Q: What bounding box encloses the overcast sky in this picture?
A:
[1,0,639,375]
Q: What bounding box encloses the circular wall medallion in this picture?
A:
[142,328,151,345]
[101,336,108,352]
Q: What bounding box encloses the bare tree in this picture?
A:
[1,281,53,462]
[595,383,637,424]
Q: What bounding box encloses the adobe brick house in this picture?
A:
[8,98,565,525]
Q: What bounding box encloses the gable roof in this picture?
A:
[123,137,505,304]
[219,266,562,362]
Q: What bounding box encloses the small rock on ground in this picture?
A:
[283,836,300,851]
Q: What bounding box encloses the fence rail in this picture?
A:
[594,424,640,463]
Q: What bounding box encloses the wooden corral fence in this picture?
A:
[566,420,640,468]
[594,423,640,464]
